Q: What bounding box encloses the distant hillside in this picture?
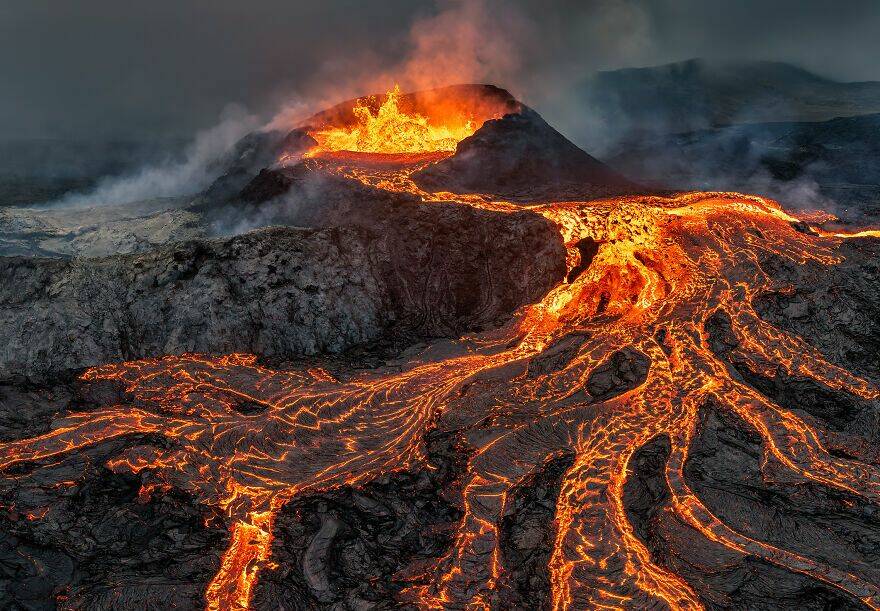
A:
[0,139,186,207]
[580,59,880,135]
[608,113,880,222]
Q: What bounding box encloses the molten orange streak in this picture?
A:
[820,228,880,239]
[205,510,275,611]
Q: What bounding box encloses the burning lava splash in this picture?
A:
[3,148,880,610]
[305,85,480,157]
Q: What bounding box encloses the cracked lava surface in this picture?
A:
[2,149,880,610]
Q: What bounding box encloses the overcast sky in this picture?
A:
[2,0,879,140]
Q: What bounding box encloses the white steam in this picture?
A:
[51,105,259,208]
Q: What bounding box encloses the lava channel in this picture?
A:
[2,157,880,611]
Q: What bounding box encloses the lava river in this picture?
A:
[2,152,880,610]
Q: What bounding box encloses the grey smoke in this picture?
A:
[207,170,330,238]
[3,1,880,142]
[50,106,259,208]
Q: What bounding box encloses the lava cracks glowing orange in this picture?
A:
[306,85,479,157]
[2,171,880,609]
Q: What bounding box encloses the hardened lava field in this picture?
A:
[2,85,880,611]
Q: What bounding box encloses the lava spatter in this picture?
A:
[2,149,880,610]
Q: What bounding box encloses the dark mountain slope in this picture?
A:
[414,107,639,200]
[608,112,880,222]
[580,59,880,135]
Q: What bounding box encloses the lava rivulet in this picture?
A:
[2,153,880,610]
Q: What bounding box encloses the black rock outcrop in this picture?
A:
[0,201,565,382]
[414,108,639,201]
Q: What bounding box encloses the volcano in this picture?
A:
[2,84,880,611]
[200,84,638,211]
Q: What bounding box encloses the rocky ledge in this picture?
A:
[0,199,564,382]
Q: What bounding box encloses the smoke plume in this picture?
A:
[50,106,259,208]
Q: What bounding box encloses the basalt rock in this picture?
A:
[752,238,880,382]
[252,430,467,610]
[413,108,640,201]
[0,431,228,610]
[200,129,316,205]
[0,201,565,382]
[622,409,867,610]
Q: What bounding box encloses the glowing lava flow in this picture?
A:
[205,510,275,610]
[306,85,478,156]
[2,156,880,609]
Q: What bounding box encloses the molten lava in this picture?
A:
[2,104,880,610]
[306,85,478,156]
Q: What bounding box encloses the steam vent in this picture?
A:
[3,81,880,611]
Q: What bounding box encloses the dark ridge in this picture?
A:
[526,332,590,378]
[607,112,880,225]
[215,159,412,221]
[198,128,316,207]
[654,326,673,356]
[622,435,672,544]
[583,58,880,134]
[585,348,650,402]
[566,237,601,283]
[751,245,880,384]
[414,108,640,201]
[620,402,867,609]
[238,167,296,204]
[498,453,575,610]
[251,429,467,609]
[682,403,878,608]
[704,310,874,434]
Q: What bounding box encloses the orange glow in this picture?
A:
[307,85,477,155]
[205,510,275,611]
[818,228,880,239]
[2,136,880,610]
